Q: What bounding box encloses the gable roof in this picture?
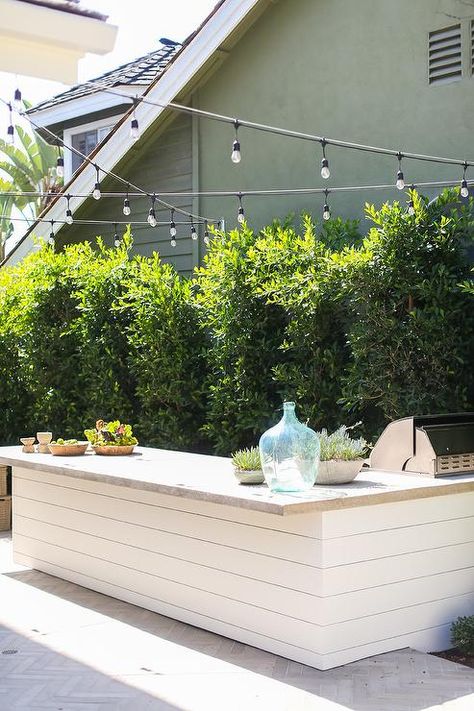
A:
[28,45,180,115]
[3,0,265,266]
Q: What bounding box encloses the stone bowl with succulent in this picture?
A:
[231,446,264,484]
[315,425,368,485]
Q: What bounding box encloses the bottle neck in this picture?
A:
[282,402,298,423]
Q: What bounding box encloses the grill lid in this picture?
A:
[370,412,474,477]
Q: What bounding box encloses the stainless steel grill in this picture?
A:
[369,413,474,477]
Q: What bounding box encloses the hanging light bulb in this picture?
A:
[130,97,140,141]
[237,193,245,224]
[48,221,55,246]
[320,139,330,179]
[169,209,177,239]
[123,185,131,216]
[56,155,64,179]
[114,224,121,248]
[13,88,22,111]
[191,224,198,240]
[396,152,405,190]
[231,120,241,163]
[65,195,73,224]
[6,104,14,145]
[204,222,210,246]
[322,190,331,221]
[92,165,101,200]
[461,162,469,198]
[407,197,415,216]
[147,194,157,226]
[130,118,139,141]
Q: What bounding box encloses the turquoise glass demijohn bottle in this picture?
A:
[259,402,320,492]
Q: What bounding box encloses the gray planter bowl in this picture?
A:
[315,458,363,485]
[233,469,265,485]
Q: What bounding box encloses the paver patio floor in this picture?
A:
[0,531,473,711]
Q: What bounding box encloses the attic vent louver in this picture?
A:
[471,19,474,74]
[429,24,462,85]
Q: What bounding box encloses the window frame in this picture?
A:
[63,116,116,180]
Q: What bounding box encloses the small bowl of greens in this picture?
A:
[85,420,138,456]
[49,439,89,456]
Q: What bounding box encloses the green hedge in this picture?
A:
[0,189,472,453]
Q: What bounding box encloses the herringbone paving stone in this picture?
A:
[1,531,473,710]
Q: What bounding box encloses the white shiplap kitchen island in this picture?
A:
[1,445,473,670]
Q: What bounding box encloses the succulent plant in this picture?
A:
[317,425,368,462]
[231,446,262,471]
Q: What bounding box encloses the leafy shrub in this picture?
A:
[340,189,474,437]
[252,216,356,431]
[195,224,288,454]
[0,236,135,440]
[451,615,474,656]
[0,189,472,454]
[122,253,209,451]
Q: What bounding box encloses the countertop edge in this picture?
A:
[2,451,474,516]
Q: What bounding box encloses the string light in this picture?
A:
[396,152,405,190]
[92,165,101,200]
[6,103,14,145]
[237,193,245,224]
[65,194,73,224]
[13,88,22,111]
[204,221,210,246]
[10,100,216,229]
[147,193,157,226]
[320,139,330,179]
[56,150,64,179]
[461,162,469,198]
[322,189,331,220]
[191,223,198,240]
[48,220,55,246]
[114,223,121,247]
[231,120,241,163]
[123,184,131,215]
[170,208,177,246]
[407,188,415,216]
[130,99,139,141]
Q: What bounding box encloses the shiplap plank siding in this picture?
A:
[61,114,196,275]
[11,466,474,670]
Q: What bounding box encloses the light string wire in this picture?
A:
[1,79,473,233]
[0,95,219,227]
[82,79,474,168]
[0,215,207,226]
[0,177,473,201]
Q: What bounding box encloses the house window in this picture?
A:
[429,24,462,85]
[71,125,113,173]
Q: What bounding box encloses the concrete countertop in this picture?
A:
[1,445,473,515]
